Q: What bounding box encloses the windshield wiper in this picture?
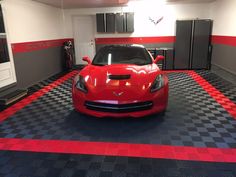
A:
[93,63,106,66]
[133,63,149,66]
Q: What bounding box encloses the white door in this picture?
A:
[73,16,95,65]
[0,4,16,89]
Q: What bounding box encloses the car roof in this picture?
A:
[102,44,145,50]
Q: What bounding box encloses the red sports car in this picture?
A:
[72,45,168,118]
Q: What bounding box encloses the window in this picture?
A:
[0,5,10,64]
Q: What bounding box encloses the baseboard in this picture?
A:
[211,64,236,85]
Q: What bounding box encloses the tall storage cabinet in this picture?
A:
[174,19,212,70]
[191,20,212,69]
[174,20,193,69]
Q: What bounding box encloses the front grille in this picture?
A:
[84,101,153,113]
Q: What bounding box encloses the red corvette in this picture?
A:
[72,45,168,118]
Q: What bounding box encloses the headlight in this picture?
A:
[75,75,88,93]
[150,74,165,92]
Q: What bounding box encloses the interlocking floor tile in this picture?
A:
[197,70,236,104]
[0,150,235,177]
[0,71,236,148]
[0,70,236,177]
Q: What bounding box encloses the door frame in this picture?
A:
[72,15,96,65]
[0,2,17,90]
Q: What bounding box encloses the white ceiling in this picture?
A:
[32,0,216,9]
[166,0,215,2]
[32,0,129,8]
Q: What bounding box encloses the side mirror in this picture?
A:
[154,55,165,64]
[82,56,92,65]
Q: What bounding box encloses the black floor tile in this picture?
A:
[0,72,236,148]
[0,150,235,177]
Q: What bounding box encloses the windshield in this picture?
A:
[92,46,153,66]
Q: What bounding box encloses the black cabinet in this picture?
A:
[147,48,157,58]
[156,49,164,69]
[116,13,125,33]
[96,13,105,32]
[106,13,115,33]
[147,48,174,70]
[115,13,134,33]
[126,13,134,33]
[96,13,134,33]
[191,20,212,69]
[174,19,212,70]
[174,20,192,69]
[162,48,174,70]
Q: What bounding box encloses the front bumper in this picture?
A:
[72,86,168,118]
[84,101,153,113]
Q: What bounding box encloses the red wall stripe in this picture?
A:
[212,35,236,46]
[10,35,236,54]
[96,35,236,46]
[0,138,236,163]
[11,35,236,54]
[0,70,78,123]
[11,38,74,54]
[95,36,175,44]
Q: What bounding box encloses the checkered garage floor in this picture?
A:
[0,70,236,177]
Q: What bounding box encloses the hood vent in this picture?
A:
[108,75,131,80]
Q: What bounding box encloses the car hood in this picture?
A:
[80,64,161,88]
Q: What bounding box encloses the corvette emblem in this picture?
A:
[113,92,124,97]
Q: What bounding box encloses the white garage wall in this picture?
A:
[63,2,211,39]
[2,0,214,43]
[209,0,236,75]
[4,0,236,44]
[0,0,68,95]
[2,0,64,43]
[210,0,236,36]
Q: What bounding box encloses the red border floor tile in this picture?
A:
[187,71,236,119]
[1,70,236,163]
[0,138,235,163]
[0,70,78,122]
